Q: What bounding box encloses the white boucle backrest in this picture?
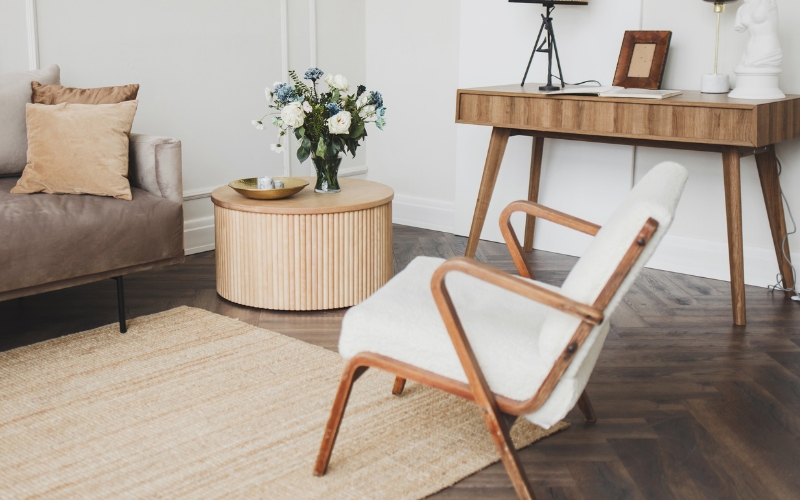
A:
[537,162,689,365]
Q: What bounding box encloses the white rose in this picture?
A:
[303,101,313,113]
[356,93,370,108]
[325,74,349,92]
[280,101,305,128]
[358,104,376,122]
[327,111,352,135]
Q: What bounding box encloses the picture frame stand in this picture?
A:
[520,3,565,91]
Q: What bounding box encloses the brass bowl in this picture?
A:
[228,177,309,200]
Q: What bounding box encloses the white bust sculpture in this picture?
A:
[729,0,786,99]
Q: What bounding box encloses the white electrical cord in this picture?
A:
[767,156,800,302]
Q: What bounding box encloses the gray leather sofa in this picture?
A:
[0,134,185,331]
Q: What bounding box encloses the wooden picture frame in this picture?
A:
[613,31,672,90]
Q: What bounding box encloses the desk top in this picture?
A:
[459,84,800,109]
[456,84,800,148]
[212,177,394,215]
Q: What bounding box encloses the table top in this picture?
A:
[211,177,394,215]
[458,84,800,109]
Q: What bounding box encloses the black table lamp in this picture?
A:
[510,0,589,90]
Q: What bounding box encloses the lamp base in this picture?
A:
[539,84,561,91]
[701,74,729,94]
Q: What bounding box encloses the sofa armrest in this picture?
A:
[129,134,183,204]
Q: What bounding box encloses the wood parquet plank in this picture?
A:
[2,225,800,499]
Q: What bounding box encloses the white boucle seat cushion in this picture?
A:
[339,256,559,404]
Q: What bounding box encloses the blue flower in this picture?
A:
[273,83,296,104]
[356,85,367,97]
[304,67,324,81]
[370,91,384,109]
[325,102,341,115]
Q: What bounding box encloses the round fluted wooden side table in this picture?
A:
[211,177,393,310]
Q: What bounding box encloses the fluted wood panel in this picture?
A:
[215,202,392,310]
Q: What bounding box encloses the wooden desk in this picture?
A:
[456,84,800,325]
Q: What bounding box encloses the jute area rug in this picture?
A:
[0,306,567,499]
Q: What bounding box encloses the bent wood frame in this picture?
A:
[314,204,659,500]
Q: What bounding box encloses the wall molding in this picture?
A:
[392,194,455,233]
[309,0,317,67]
[25,0,39,70]
[279,0,291,176]
[184,216,215,255]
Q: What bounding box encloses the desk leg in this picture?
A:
[465,128,510,258]
[722,148,747,326]
[756,145,795,296]
[524,137,545,252]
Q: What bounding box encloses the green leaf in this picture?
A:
[349,121,365,139]
[302,136,311,150]
[316,139,327,157]
[297,146,310,164]
[294,127,305,140]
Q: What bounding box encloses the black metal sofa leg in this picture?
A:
[114,276,127,333]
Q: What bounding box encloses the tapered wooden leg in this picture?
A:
[313,363,368,476]
[480,406,535,500]
[722,148,747,326]
[756,146,795,296]
[392,376,406,395]
[576,390,596,423]
[465,127,511,258]
[524,137,544,252]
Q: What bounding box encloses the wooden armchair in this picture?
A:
[314,162,688,499]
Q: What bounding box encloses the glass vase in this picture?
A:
[311,154,342,194]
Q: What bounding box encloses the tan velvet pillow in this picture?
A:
[31,81,139,104]
[11,101,138,200]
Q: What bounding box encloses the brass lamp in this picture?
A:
[510,0,589,90]
[701,0,739,93]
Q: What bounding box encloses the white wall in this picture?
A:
[368,0,800,289]
[363,0,461,232]
[0,0,29,73]
[1,0,367,254]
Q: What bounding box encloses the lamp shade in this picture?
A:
[509,0,588,4]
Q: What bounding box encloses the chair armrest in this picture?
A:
[499,200,601,278]
[129,134,183,204]
[431,257,604,326]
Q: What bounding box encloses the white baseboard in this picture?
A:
[646,233,799,289]
[184,216,215,255]
[392,194,455,233]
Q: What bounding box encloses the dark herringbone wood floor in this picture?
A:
[3,224,800,499]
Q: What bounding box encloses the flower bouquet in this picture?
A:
[253,68,386,193]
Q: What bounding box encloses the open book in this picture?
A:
[542,86,683,100]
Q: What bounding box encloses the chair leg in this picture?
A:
[577,390,596,423]
[114,276,127,334]
[392,377,406,395]
[481,407,536,500]
[313,363,368,476]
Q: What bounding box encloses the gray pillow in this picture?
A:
[0,65,60,176]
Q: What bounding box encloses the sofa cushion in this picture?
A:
[0,177,183,294]
[11,101,138,200]
[31,81,139,104]
[0,65,60,176]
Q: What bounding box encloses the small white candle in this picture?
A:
[274,180,284,189]
[257,176,274,190]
